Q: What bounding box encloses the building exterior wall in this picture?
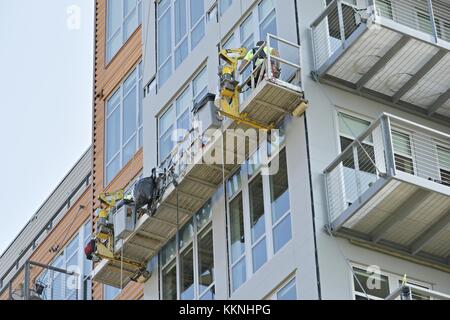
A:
[141,0,450,300]
[0,149,92,300]
[91,0,145,300]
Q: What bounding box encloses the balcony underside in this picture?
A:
[93,79,305,288]
[330,174,450,271]
[316,23,450,125]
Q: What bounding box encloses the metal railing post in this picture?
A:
[353,145,362,197]
[266,34,273,79]
[380,115,396,177]
[337,0,346,48]
[427,0,438,43]
[24,261,30,300]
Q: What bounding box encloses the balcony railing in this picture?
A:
[7,261,82,300]
[324,114,450,268]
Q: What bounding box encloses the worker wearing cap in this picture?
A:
[239,41,281,79]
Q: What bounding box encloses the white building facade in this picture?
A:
[135,0,450,300]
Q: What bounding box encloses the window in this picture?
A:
[38,223,92,300]
[106,0,143,62]
[258,0,277,41]
[338,113,376,206]
[437,145,450,186]
[219,0,233,16]
[375,0,393,20]
[157,0,206,86]
[105,63,143,185]
[227,143,291,292]
[276,278,297,300]
[160,201,215,300]
[352,265,431,300]
[392,130,415,175]
[104,285,121,300]
[158,68,207,164]
[82,221,93,300]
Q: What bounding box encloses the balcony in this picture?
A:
[311,0,450,124]
[92,34,306,289]
[324,114,450,270]
[7,261,82,300]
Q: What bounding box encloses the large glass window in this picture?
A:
[158,68,207,163]
[105,63,143,185]
[38,223,92,300]
[106,0,142,62]
[227,141,291,292]
[157,0,206,86]
[338,112,376,206]
[219,0,233,16]
[161,201,215,300]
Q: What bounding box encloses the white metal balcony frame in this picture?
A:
[310,0,450,124]
[324,113,450,269]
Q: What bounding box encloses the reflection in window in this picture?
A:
[270,149,292,253]
[249,175,267,272]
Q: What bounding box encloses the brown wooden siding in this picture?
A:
[0,187,92,300]
[91,0,144,300]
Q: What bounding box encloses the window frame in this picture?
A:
[227,142,292,294]
[350,263,432,300]
[157,0,206,86]
[105,0,143,64]
[38,223,92,300]
[160,201,215,300]
[104,62,143,186]
[157,66,208,165]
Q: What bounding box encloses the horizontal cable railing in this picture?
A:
[324,113,450,226]
[311,0,450,72]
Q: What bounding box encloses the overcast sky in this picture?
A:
[0,0,94,255]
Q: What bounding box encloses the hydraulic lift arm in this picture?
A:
[218,48,275,130]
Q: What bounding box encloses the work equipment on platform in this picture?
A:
[86,168,177,285]
[217,33,308,130]
[88,34,308,289]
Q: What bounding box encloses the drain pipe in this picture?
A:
[294,0,322,300]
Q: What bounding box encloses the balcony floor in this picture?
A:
[316,22,450,124]
[331,173,450,271]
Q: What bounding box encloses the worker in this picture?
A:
[238,41,281,81]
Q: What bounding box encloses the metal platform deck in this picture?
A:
[92,75,305,288]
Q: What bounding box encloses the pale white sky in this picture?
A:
[0,1,94,255]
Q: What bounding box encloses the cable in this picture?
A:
[50,204,86,253]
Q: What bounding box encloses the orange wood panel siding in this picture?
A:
[91,0,144,300]
[0,186,92,300]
